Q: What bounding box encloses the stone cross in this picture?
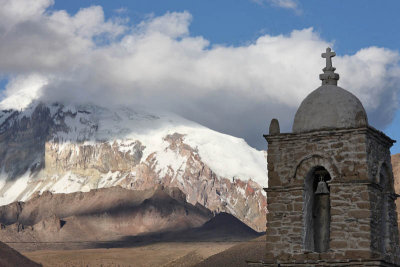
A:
[322,47,335,70]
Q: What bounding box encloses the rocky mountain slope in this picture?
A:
[0,187,263,253]
[0,241,41,267]
[0,102,267,231]
[136,212,262,244]
[0,186,213,249]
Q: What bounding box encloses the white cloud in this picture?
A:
[252,0,299,10]
[138,11,192,38]
[0,0,53,28]
[0,1,399,149]
[0,74,47,110]
[114,7,127,14]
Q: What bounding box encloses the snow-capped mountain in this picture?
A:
[0,102,267,230]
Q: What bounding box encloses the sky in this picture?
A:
[0,0,400,153]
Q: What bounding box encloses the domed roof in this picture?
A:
[292,85,368,133]
[292,47,368,133]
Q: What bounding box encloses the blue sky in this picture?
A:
[1,0,400,153]
[54,0,400,153]
[52,0,400,53]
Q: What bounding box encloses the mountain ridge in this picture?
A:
[0,186,263,253]
[0,101,267,230]
[0,186,214,249]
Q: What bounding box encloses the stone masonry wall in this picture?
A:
[267,128,369,189]
[366,132,400,263]
[264,127,400,265]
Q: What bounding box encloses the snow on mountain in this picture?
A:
[0,102,268,230]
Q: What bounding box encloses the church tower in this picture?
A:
[264,48,400,266]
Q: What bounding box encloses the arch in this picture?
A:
[376,161,395,191]
[378,162,395,255]
[292,154,339,183]
[303,165,331,253]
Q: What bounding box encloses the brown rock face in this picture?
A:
[0,104,53,179]
[41,133,266,231]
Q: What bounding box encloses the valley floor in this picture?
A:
[20,242,237,267]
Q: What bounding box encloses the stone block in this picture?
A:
[331,207,343,215]
[356,202,370,209]
[267,161,274,171]
[265,252,275,260]
[334,154,344,162]
[292,202,303,211]
[331,142,343,149]
[351,232,370,239]
[268,171,281,186]
[330,240,348,249]
[279,252,291,262]
[266,235,282,243]
[268,221,281,227]
[290,190,303,197]
[330,231,347,239]
[359,225,370,232]
[360,191,370,201]
[305,253,320,261]
[268,203,287,211]
[356,153,366,160]
[357,240,371,248]
[291,253,307,262]
[265,242,276,251]
[319,252,334,261]
[344,250,372,259]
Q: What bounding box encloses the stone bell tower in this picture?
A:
[264,48,400,266]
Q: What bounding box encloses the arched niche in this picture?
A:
[292,154,338,185]
[303,166,331,253]
[378,162,395,255]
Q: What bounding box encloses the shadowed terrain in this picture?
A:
[109,212,262,247]
[0,241,41,267]
[0,186,214,251]
[19,213,262,267]
[21,213,263,267]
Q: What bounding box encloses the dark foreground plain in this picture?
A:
[12,213,263,266]
[22,242,235,267]
[21,236,266,267]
